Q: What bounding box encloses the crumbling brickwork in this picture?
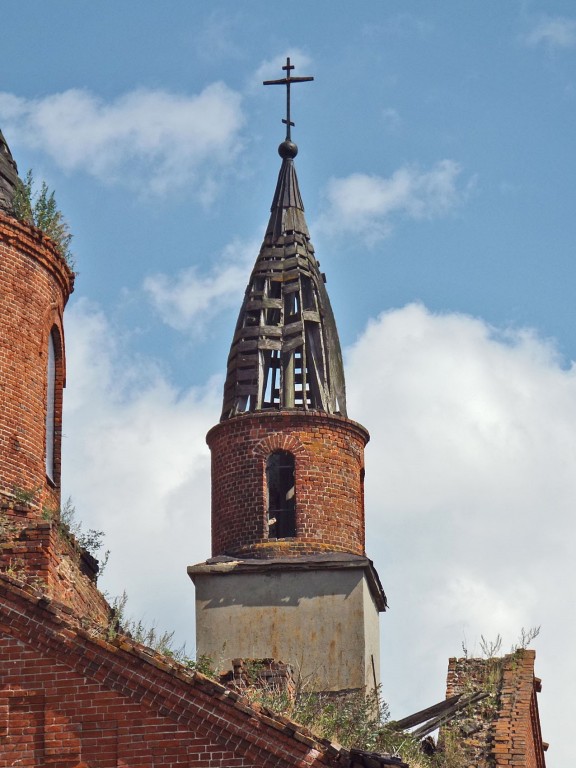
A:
[443,651,547,768]
[208,410,369,558]
[0,492,109,624]
[0,576,351,768]
[494,651,546,768]
[0,211,74,510]
[220,658,296,699]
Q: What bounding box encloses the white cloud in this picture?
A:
[346,303,575,751]
[62,299,220,640]
[317,160,466,243]
[382,107,402,132]
[193,9,245,64]
[62,300,572,756]
[143,237,258,333]
[524,16,576,49]
[0,84,244,196]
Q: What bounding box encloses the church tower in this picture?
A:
[0,130,73,512]
[0,129,109,623]
[189,60,386,692]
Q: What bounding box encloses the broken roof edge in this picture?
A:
[187,552,387,612]
[0,571,396,765]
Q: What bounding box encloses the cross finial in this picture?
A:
[263,57,314,141]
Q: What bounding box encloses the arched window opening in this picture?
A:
[45,329,57,481]
[266,451,296,538]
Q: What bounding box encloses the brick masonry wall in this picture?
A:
[0,212,74,512]
[0,495,110,625]
[0,577,341,768]
[443,651,546,768]
[207,410,369,557]
[494,651,546,768]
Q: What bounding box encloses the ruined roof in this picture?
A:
[189,552,388,612]
[0,572,399,767]
[440,652,548,768]
[221,138,347,419]
[0,129,19,215]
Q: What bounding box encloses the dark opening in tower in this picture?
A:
[266,450,296,538]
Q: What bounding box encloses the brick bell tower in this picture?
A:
[0,129,109,623]
[188,60,386,692]
[0,130,73,511]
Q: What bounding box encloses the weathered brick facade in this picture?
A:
[208,411,369,558]
[0,492,110,625]
[442,651,547,768]
[0,573,376,768]
[0,211,74,512]
[0,209,107,628]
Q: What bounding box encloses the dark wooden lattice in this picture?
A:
[221,149,346,419]
[0,130,19,214]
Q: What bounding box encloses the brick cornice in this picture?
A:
[0,210,74,300]
[207,409,370,448]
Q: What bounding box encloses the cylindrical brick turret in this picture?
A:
[0,211,74,513]
[207,410,369,558]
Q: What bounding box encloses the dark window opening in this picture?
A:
[45,328,58,481]
[267,451,296,538]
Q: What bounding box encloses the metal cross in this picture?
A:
[263,57,314,141]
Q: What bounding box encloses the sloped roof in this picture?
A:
[0,573,403,767]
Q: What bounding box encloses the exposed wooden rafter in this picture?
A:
[221,142,347,420]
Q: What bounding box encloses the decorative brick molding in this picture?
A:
[253,432,305,458]
[207,410,369,558]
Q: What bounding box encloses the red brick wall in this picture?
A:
[0,496,110,625]
[0,579,339,768]
[494,651,546,768]
[0,212,74,512]
[444,651,546,768]
[207,411,369,557]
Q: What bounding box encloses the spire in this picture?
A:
[0,129,19,215]
[221,60,347,420]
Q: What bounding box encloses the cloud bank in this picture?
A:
[62,300,573,755]
[346,304,575,747]
[0,84,244,197]
[62,299,219,639]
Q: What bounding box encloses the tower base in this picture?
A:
[188,553,386,692]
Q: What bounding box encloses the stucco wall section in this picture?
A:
[194,566,380,691]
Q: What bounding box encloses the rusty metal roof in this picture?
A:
[0,130,19,215]
[221,139,347,420]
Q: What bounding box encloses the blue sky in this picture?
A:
[1,2,575,764]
